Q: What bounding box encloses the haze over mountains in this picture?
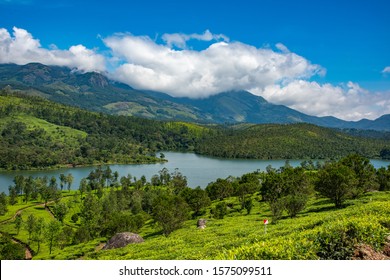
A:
[1,63,389,131]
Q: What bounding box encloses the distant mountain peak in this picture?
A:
[1,63,389,131]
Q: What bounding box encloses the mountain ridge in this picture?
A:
[1,63,389,130]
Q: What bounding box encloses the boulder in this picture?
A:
[197,219,207,229]
[103,232,144,250]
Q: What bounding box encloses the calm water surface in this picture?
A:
[0,152,389,193]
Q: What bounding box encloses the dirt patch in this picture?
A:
[352,244,390,260]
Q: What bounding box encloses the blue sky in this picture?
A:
[1,0,390,120]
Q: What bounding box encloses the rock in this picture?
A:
[197,219,207,229]
[352,244,390,260]
[103,232,144,250]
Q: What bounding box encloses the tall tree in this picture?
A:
[59,174,66,191]
[0,192,8,215]
[315,162,358,208]
[376,166,390,191]
[53,202,68,223]
[8,186,17,205]
[45,220,61,254]
[79,193,102,238]
[66,173,74,192]
[14,213,23,235]
[32,217,45,253]
[340,154,378,197]
[152,193,190,236]
[25,214,36,243]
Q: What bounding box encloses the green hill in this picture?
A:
[1,90,389,171]
[195,123,389,160]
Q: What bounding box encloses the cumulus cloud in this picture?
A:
[256,80,390,120]
[161,29,229,49]
[1,26,389,121]
[382,66,390,74]
[0,27,106,72]
[104,32,323,98]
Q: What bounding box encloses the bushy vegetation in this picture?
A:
[0,155,389,260]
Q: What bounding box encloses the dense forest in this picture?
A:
[195,123,390,160]
[1,90,390,170]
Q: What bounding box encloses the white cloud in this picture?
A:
[0,27,106,72]
[256,80,390,121]
[1,27,389,121]
[382,66,390,73]
[104,33,323,98]
[161,30,229,49]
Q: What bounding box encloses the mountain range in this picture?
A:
[1,63,389,131]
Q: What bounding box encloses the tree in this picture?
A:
[14,213,23,235]
[380,148,390,160]
[181,187,211,216]
[243,198,253,215]
[59,174,66,191]
[103,166,113,187]
[8,186,17,205]
[213,201,227,219]
[113,171,119,184]
[376,166,390,191]
[45,220,61,254]
[171,168,187,194]
[13,175,25,197]
[25,214,37,243]
[53,202,68,223]
[23,176,34,203]
[58,226,74,249]
[262,167,311,220]
[315,162,358,208]
[66,173,74,192]
[0,192,8,215]
[0,235,25,260]
[79,178,88,197]
[79,193,102,238]
[206,178,234,201]
[281,167,311,218]
[120,174,132,188]
[151,175,161,186]
[152,193,190,236]
[235,182,258,210]
[32,217,45,253]
[340,154,378,196]
[159,168,171,185]
[262,169,284,222]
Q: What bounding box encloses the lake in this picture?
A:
[0,152,389,193]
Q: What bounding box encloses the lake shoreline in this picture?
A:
[1,152,389,194]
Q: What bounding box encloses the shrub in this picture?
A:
[214,201,227,219]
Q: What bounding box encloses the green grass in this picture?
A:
[0,114,87,147]
[1,190,389,260]
[84,192,390,260]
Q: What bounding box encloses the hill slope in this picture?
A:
[1,91,389,170]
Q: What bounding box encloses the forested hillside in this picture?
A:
[1,90,389,170]
[0,91,208,170]
[195,123,390,160]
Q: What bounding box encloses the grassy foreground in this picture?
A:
[2,190,389,260]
